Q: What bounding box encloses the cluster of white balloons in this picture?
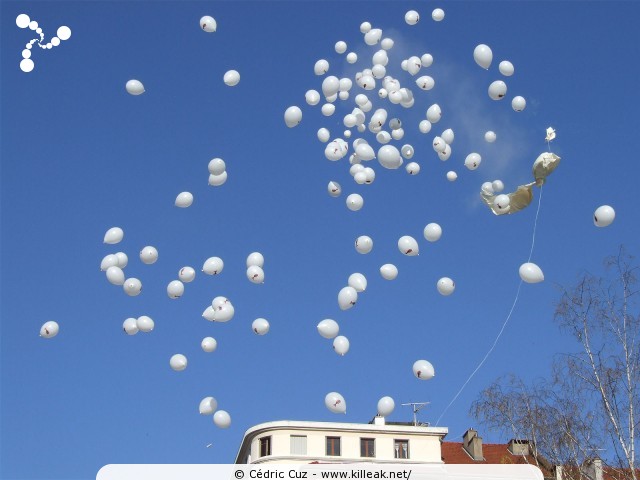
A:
[203,296,235,322]
[246,252,265,284]
[16,14,71,73]
[208,157,227,187]
[473,44,525,111]
[123,316,155,335]
[199,396,231,428]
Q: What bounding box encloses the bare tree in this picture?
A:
[472,247,639,480]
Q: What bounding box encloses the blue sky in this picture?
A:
[1,1,639,478]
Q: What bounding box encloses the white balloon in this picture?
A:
[314,59,329,75]
[446,171,458,182]
[140,246,158,265]
[377,145,402,169]
[16,14,30,28]
[317,319,340,339]
[406,56,422,76]
[208,171,227,186]
[223,70,240,86]
[247,265,265,284]
[426,104,442,123]
[423,223,442,242]
[405,10,420,25]
[406,162,420,175]
[100,254,118,271]
[519,262,544,284]
[360,21,372,33]
[438,144,452,161]
[335,41,347,54]
[488,80,507,100]
[377,396,395,416]
[201,337,217,352]
[305,89,321,106]
[136,315,154,332]
[199,397,218,415]
[123,278,142,296]
[364,28,382,46]
[338,286,358,310]
[175,192,193,208]
[106,266,125,285]
[376,131,391,144]
[419,120,432,134]
[246,252,264,268]
[123,318,138,335]
[441,128,455,145]
[421,53,434,67]
[494,194,510,211]
[416,75,435,91]
[398,236,419,256]
[325,392,347,414]
[40,321,59,338]
[346,52,358,64]
[328,181,342,197]
[322,76,340,98]
[321,103,335,116]
[355,235,373,254]
[200,16,217,32]
[208,158,226,175]
[485,131,497,143]
[103,227,124,244]
[167,280,184,299]
[474,44,493,70]
[401,144,415,159]
[115,252,128,269]
[437,277,455,295]
[432,8,445,21]
[355,143,375,161]
[464,152,482,170]
[594,205,616,227]
[354,171,367,184]
[213,410,231,428]
[179,266,196,283]
[512,96,526,111]
[381,38,394,50]
[333,335,350,356]
[213,303,234,323]
[202,306,216,322]
[170,354,187,371]
[481,182,495,195]
[413,359,435,380]
[432,136,447,153]
[317,128,330,143]
[202,257,224,275]
[492,180,505,192]
[346,194,364,211]
[125,80,145,96]
[348,273,367,293]
[252,318,270,335]
[284,106,302,127]
[380,264,398,280]
[499,60,514,76]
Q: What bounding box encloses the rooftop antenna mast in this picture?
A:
[401,402,430,426]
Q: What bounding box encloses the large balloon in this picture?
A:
[284,106,302,127]
[594,205,615,227]
[473,44,493,69]
[437,277,455,296]
[169,354,188,371]
[179,266,196,283]
[199,397,218,415]
[325,392,347,414]
[103,227,124,244]
[213,410,231,428]
[355,235,373,254]
[317,319,339,339]
[202,257,224,275]
[200,16,217,32]
[377,396,395,417]
[247,265,265,284]
[123,278,142,296]
[338,286,358,310]
[175,192,193,208]
[252,318,270,335]
[40,321,59,338]
[106,266,125,285]
[348,273,367,292]
[398,236,419,256]
[377,145,402,169]
[519,262,544,283]
[333,336,350,355]
[201,337,217,352]
[423,223,442,242]
[380,264,398,280]
[123,317,138,335]
[140,246,158,265]
[167,280,185,299]
[413,360,435,380]
[125,80,145,96]
[136,315,154,332]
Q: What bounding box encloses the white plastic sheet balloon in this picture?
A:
[355,235,373,254]
[170,354,187,371]
[252,318,270,335]
[208,172,227,186]
[338,286,358,310]
[167,280,184,299]
[405,10,419,25]
[123,278,142,296]
[348,273,367,292]
[380,264,398,280]
[499,60,514,76]
[103,227,124,244]
[485,131,497,143]
[512,96,526,111]
[223,70,240,86]
[398,236,419,256]
[346,194,364,211]
[247,265,265,284]
[377,145,402,169]
[106,266,125,285]
[199,397,218,415]
[519,262,544,283]
[136,315,154,332]
[123,318,138,335]
[284,106,302,127]
[40,321,59,338]
[175,192,193,208]
[437,277,455,296]
[464,153,482,170]
[423,223,442,242]
[333,336,350,355]
[200,16,217,32]
[201,337,217,352]
[377,396,395,416]
[594,205,615,227]
[125,80,145,96]
[140,246,158,265]
[325,392,346,414]
[314,59,329,75]
[432,8,445,21]
[317,319,340,339]
[100,254,118,271]
[179,266,196,283]
[446,171,457,182]
[426,104,442,123]
[413,360,435,380]
[474,44,493,70]
[115,252,128,269]
[328,181,342,197]
[202,257,224,275]
[213,410,231,428]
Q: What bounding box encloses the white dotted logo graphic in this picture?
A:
[16,13,71,73]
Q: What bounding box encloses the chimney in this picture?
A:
[508,439,531,456]
[462,429,484,461]
[582,458,603,480]
[373,416,385,426]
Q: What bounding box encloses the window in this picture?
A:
[360,438,375,458]
[290,435,307,455]
[259,436,271,457]
[394,439,409,459]
[326,436,341,456]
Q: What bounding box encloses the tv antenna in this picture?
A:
[401,402,430,426]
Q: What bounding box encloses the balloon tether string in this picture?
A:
[435,185,544,426]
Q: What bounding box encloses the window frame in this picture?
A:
[394,439,409,459]
[326,436,341,456]
[360,437,375,458]
[290,434,308,455]
[259,436,272,458]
